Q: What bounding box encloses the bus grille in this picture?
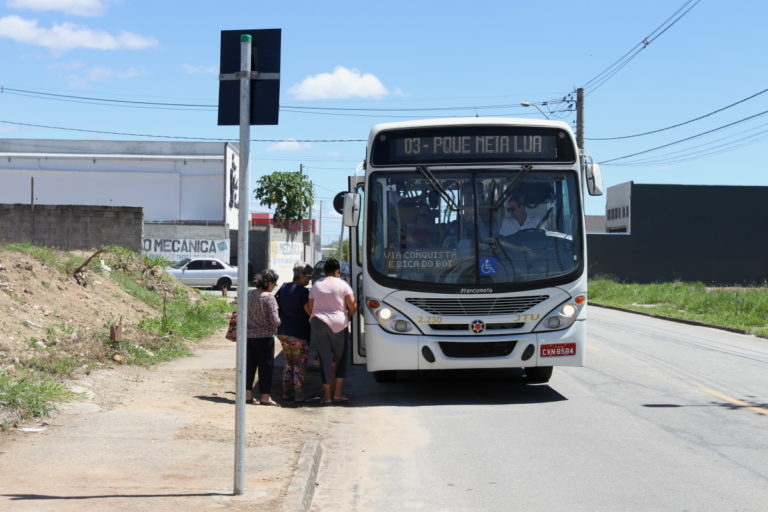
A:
[439,341,517,358]
[406,295,549,316]
[429,322,525,331]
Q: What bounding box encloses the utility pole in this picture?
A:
[303,164,313,262]
[318,200,323,263]
[576,87,584,152]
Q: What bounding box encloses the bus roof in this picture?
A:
[368,117,573,143]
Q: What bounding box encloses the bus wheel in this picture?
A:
[525,366,553,383]
[373,370,397,383]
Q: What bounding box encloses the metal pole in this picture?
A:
[234,33,252,496]
[30,177,35,243]
[318,200,323,263]
[576,87,584,151]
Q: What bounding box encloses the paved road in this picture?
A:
[310,306,768,511]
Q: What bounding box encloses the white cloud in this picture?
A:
[66,65,145,87]
[182,64,217,75]
[265,139,312,152]
[0,124,22,134]
[47,59,82,70]
[290,66,389,100]
[0,15,158,51]
[7,0,109,17]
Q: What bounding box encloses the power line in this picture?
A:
[608,130,768,167]
[0,119,366,142]
[582,0,701,95]
[586,87,768,140]
[600,120,768,166]
[0,86,217,108]
[599,108,768,164]
[0,85,566,116]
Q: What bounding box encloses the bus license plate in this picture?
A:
[540,343,576,357]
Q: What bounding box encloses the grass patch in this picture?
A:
[111,270,163,308]
[1,242,62,271]
[25,356,82,377]
[589,278,768,337]
[0,369,77,423]
[111,338,192,366]
[139,292,232,341]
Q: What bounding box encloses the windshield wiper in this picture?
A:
[416,165,459,211]
[494,163,533,209]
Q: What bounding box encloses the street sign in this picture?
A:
[218,29,281,125]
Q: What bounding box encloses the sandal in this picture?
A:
[332,396,350,403]
[259,398,279,406]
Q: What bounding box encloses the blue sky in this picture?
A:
[1,0,766,243]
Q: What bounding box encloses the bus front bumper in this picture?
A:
[365,320,585,372]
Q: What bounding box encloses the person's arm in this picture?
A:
[305,298,314,316]
[268,296,281,328]
[344,293,357,316]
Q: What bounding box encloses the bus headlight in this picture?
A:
[534,295,586,332]
[366,297,421,335]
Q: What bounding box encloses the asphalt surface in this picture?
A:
[310,306,768,511]
[3,305,765,511]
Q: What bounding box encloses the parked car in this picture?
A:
[166,257,238,289]
[311,259,350,284]
[311,259,326,283]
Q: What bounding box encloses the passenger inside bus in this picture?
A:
[405,205,436,248]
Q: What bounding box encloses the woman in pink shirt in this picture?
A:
[307,258,357,404]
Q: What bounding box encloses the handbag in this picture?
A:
[225,311,238,341]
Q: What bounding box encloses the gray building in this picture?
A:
[587,182,768,284]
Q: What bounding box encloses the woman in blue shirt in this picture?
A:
[275,263,313,402]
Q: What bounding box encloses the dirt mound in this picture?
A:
[0,248,184,371]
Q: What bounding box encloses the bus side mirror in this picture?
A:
[343,192,361,227]
[586,161,604,196]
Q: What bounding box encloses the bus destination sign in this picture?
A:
[371,126,576,165]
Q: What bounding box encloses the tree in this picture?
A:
[325,239,350,261]
[253,171,313,225]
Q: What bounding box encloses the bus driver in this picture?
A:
[499,196,540,236]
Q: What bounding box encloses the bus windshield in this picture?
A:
[368,169,582,288]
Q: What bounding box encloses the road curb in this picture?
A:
[282,440,322,512]
[590,302,754,336]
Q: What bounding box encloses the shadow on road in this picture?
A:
[3,492,230,501]
[192,351,567,408]
[282,363,568,408]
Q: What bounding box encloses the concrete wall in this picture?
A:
[229,225,311,284]
[143,223,231,263]
[0,204,143,251]
[587,183,768,284]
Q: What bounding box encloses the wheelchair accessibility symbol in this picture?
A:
[479,257,498,276]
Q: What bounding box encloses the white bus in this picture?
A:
[340,118,603,383]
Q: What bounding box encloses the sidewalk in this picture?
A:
[0,334,327,512]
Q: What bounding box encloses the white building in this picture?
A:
[0,139,240,262]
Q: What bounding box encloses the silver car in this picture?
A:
[165,258,238,289]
